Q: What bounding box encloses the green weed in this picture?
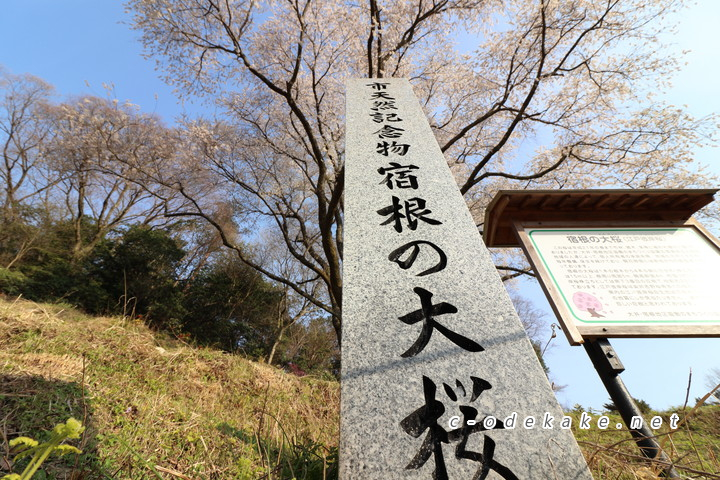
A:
[2,418,84,480]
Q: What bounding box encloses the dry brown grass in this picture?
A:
[0,296,339,479]
[573,404,720,479]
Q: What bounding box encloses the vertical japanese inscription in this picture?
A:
[342,78,593,479]
[365,81,512,479]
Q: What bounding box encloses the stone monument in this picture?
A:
[341,78,594,479]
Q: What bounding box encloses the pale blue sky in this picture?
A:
[0,2,193,119]
[1,1,719,411]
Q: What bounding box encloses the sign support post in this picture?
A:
[584,338,679,478]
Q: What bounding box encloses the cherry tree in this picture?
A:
[42,96,175,259]
[126,0,717,341]
[0,71,64,267]
[0,71,56,217]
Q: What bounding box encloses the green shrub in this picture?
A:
[0,267,27,296]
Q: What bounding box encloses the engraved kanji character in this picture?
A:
[377,162,419,189]
[376,141,410,156]
[398,287,483,357]
[377,196,441,233]
[373,125,406,139]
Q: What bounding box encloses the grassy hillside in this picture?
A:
[0,296,338,479]
[1,296,718,479]
[571,406,720,478]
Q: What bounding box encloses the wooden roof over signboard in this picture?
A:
[483,189,718,247]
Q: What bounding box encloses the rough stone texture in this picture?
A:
[341,78,594,479]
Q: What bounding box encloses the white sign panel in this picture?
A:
[527,227,720,331]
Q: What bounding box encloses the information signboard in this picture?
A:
[516,222,720,344]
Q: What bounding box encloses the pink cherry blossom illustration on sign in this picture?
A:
[572,292,605,318]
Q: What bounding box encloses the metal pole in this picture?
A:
[583,338,680,478]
